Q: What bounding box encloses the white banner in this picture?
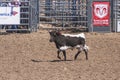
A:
[0,3,20,24]
[117,21,120,32]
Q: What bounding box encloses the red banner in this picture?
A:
[92,2,110,26]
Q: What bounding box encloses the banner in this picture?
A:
[0,1,20,24]
[92,2,110,26]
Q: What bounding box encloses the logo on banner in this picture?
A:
[0,2,20,16]
[94,4,108,18]
[92,2,110,26]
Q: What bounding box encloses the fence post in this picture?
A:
[87,0,93,32]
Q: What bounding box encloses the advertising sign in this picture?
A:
[92,2,110,26]
[0,1,20,24]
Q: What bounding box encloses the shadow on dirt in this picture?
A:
[31,59,73,62]
[0,31,30,35]
[0,32,10,35]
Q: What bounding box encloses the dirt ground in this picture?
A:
[0,30,120,80]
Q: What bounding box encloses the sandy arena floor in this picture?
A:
[0,30,120,80]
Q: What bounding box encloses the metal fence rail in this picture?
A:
[39,0,88,30]
[112,0,120,32]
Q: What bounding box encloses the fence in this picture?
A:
[112,0,120,32]
[39,0,89,31]
[0,0,39,32]
[39,0,120,32]
[1,0,119,32]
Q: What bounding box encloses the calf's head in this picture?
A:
[49,30,61,42]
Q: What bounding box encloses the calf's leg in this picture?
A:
[62,51,66,61]
[74,50,81,60]
[84,49,88,60]
[57,50,61,59]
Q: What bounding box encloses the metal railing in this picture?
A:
[39,0,88,31]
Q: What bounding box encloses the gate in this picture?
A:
[39,0,91,31]
[112,0,120,32]
[0,0,39,33]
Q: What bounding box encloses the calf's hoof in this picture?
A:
[57,56,61,60]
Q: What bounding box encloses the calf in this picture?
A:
[49,30,89,61]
